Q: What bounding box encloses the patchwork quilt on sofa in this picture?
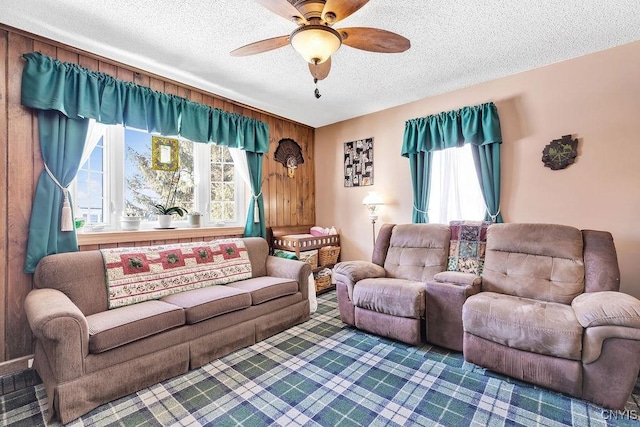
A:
[101,239,252,308]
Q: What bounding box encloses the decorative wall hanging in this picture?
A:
[152,136,179,171]
[274,138,304,178]
[542,134,578,170]
[344,137,373,187]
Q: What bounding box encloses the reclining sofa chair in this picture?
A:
[333,223,450,345]
[462,223,640,409]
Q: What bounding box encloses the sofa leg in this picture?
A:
[582,338,640,410]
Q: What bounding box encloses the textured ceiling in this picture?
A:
[3,1,640,128]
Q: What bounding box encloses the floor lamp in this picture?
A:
[362,191,384,247]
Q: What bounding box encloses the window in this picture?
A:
[75,135,105,223]
[209,145,236,223]
[72,124,245,229]
[428,144,486,224]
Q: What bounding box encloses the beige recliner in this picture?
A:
[462,223,640,409]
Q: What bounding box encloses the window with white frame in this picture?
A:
[428,144,486,224]
[72,124,245,229]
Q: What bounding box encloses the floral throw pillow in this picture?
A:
[447,220,493,275]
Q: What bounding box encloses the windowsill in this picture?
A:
[77,226,245,246]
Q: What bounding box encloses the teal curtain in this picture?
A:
[21,52,270,271]
[21,52,269,150]
[409,152,432,223]
[244,152,266,238]
[471,143,503,222]
[25,111,90,272]
[401,102,503,223]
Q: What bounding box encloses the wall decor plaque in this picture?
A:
[344,137,373,187]
[542,134,578,170]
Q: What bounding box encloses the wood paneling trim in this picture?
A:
[6,32,34,360]
[0,29,8,363]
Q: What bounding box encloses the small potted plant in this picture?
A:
[187,211,202,228]
[154,171,187,228]
[120,212,143,231]
[154,204,187,228]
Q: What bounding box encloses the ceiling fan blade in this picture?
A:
[308,57,331,80]
[230,35,290,56]
[254,0,307,24]
[339,27,411,53]
[322,0,369,24]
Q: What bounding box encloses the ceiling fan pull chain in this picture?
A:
[314,62,321,99]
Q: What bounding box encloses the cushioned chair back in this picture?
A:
[383,223,450,282]
[482,223,585,304]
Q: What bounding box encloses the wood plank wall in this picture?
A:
[0,25,316,366]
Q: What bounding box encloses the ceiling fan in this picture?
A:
[230,0,411,97]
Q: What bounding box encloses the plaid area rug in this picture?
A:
[2,291,640,426]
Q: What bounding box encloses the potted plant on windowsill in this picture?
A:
[187,211,202,228]
[120,213,143,231]
[154,204,187,228]
[153,170,188,229]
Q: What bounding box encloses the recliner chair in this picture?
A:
[462,223,640,409]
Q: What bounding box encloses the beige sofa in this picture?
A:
[335,222,640,409]
[25,237,311,424]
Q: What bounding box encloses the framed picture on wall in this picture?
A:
[344,137,373,187]
[151,136,179,171]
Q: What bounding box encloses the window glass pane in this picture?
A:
[223,202,234,221]
[211,163,223,182]
[210,145,236,223]
[76,136,104,223]
[429,144,485,224]
[124,129,195,216]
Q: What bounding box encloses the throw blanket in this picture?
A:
[447,220,493,275]
[101,239,252,309]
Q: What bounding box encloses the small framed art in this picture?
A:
[152,136,179,171]
[344,137,373,187]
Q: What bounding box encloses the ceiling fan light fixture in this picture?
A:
[290,25,341,64]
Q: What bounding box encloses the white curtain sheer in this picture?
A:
[428,144,486,224]
[81,119,107,166]
[228,147,257,222]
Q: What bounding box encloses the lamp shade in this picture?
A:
[290,25,342,64]
[362,191,383,206]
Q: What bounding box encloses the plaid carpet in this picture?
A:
[2,291,640,426]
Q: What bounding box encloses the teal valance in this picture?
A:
[401,102,503,224]
[401,102,501,156]
[21,52,269,152]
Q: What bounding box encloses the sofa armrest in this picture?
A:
[433,271,481,287]
[266,255,312,300]
[333,261,386,301]
[24,288,90,382]
[572,291,640,328]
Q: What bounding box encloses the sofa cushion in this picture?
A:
[161,285,252,324]
[463,292,583,360]
[87,300,185,354]
[353,278,425,319]
[226,276,298,305]
[482,224,585,304]
[384,224,450,282]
